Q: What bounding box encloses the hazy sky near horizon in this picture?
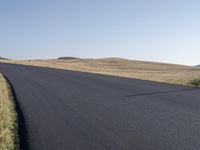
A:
[1,0,200,65]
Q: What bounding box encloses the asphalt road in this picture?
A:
[0,63,200,150]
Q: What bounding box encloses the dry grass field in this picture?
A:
[0,73,18,150]
[1,58,200,85]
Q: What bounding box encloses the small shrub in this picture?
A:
[190,77,200,87]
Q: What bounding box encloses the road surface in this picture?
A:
[0,63,200,150]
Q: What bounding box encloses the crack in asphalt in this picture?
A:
[125,88,199,97]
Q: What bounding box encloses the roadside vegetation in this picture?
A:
[190,77,200,87]
[0,73,19,150]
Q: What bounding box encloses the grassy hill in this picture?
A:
[0,57,9,60]
[195,65,200,68]
[0,57,200,85]
[58,57,80,60]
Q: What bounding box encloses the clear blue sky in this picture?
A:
[1,0,200,65]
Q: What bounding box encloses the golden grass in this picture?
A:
[1,58,200,85]
[0,73,19,150]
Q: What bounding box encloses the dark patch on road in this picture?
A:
[125,88,198,97]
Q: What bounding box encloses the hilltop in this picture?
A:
[195,65,200,68]
[58,57,80,60]
[0,57,9,60]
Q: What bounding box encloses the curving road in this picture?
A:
[0,63,200,150]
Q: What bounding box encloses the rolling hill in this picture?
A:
[58,57,80,60]
[195,65,200,68]
[0,57,9,60]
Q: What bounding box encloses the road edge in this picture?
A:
[3,74,30,150]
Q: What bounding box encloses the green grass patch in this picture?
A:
[190,77,200,87]
[0,74,19,150]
